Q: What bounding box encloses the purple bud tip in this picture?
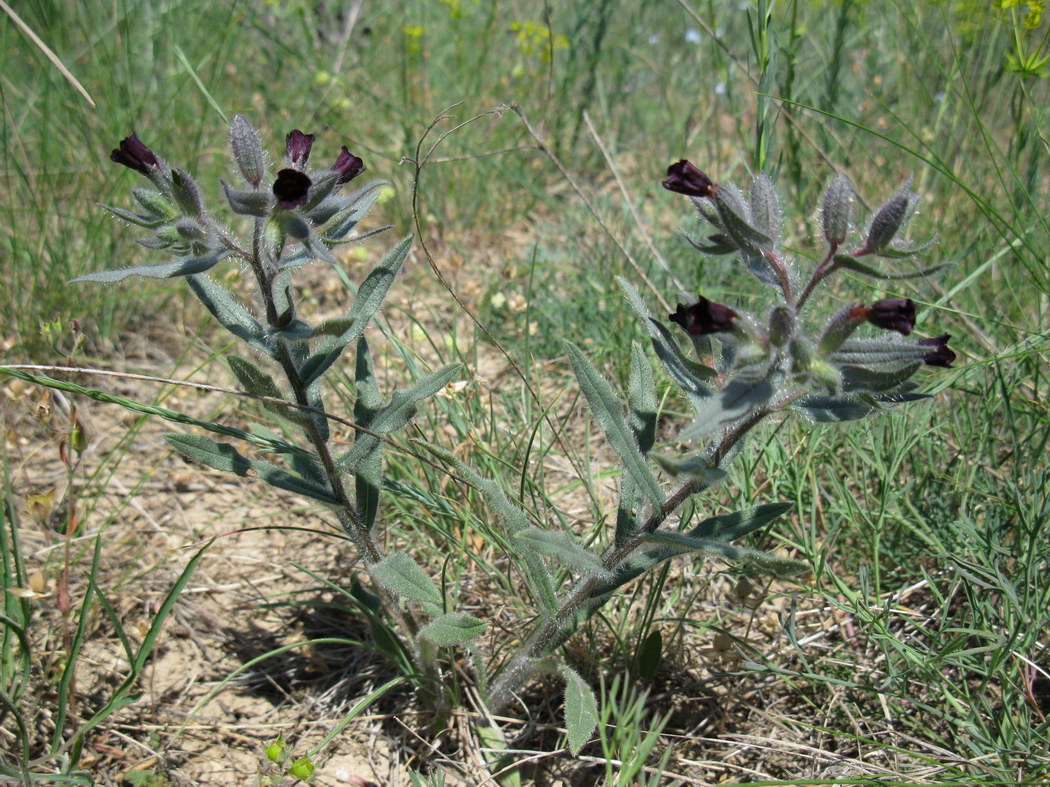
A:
[668,297,738,335]
[286,129,316,168]
[917,334,955,368]
[332,146,365,185]
[866,298,916,336]
[110,134,158,175]
[662,159,716,198]
[273,168,313,210]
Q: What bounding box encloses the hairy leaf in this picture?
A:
[70,248,228,283]
[559,665,598,756]
[372,552,441,608]
[516,528,611,579]
[565,342,664,509]
[418,612,487,647]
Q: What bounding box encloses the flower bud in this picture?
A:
[229,114,266,188]
[668,297,737,335]
[288,756,315,780]
[917,334,955,367]
[662,159,715,197]
[821,172,854,246]
[331,146,365,185]
[110,134,158,175]
[286,129,316,168]
[864,177,917,253]
[767,305,794,348]
[866,298,915,335]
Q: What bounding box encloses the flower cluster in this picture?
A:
[97,117,373,285]
[659,160,956,428]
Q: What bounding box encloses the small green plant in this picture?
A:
[14,118,956,774]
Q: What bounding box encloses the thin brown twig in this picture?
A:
[582,110,684,307]
[405,105,589,484]
[512,104,673,313]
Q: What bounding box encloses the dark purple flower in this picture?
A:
[111,134,158,175]
[332,146,365,185]
[917,334,955,368]
[866,298,916,335]
[273,168,312,210]
[286,129,316,168]
[662,159,715,198]
[669,297,738,335]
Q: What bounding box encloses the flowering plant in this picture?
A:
[68,116,956,761]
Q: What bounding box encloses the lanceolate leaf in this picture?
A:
[565,342,664,510]
[70,248,228,283]
[164,433,338,504]
[627,341,658,454]
[418,442,558,613]
[300,236,412,386]
[336,362,461,472]
[186,274,274,357]
[680,375,774,441]
[830,338,931,366]
[559,665,598,756]
[643,531,806,577]
[618,278,713,409]
[590,502,793,599]
[516,528,611,579]
[691,502,792,541]
[835,254,952,280]
[354,338,383,531]
[417,612,487,646]
[372,552,441,608]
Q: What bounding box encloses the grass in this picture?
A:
[2,0,1048,783]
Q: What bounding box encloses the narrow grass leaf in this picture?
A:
[516,528,611,579]
[372,552,441,608]
[418,612,488,646]
[565,342,664,509]
[559,665,598,755]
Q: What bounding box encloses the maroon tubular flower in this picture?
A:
[286,129,316,168]
[669,297,738,335]
[866,298,916,335]
[662,159,715,198]
[332,146,365,185]
[273,168,312,209]
[917,334,955,368]
[111,134,158,175]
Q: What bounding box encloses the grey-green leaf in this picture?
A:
[565,342,664,509]
[679,376,774,441]
[165,433,251,475]
[186,274,273,357]
[627,341,658,454]
[221,180,272,216]
[834,253,952,281]
[372,552,441,607]
[300,236,412,386]
[516,528,611,579]
[559,665,598,755]
[70,248,228,284]
[418,612,487,646]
